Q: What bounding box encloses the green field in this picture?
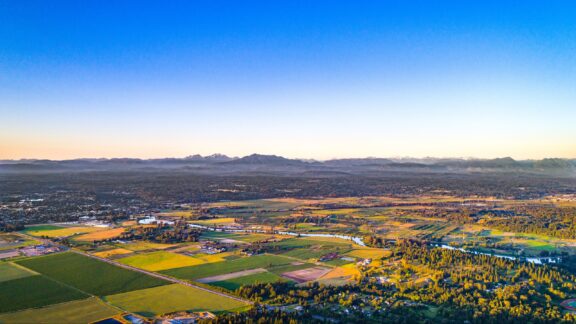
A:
[162,254,294,280]
[0,262,36,283]
[210,272,286,291]
[0,297,120,323]
[20,225,63,234]
[0,275,88,313]
[104,284,248,317]
[16,252,168,296]
[118,251,203,271]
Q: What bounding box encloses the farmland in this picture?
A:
[0,262,36,283]
[0,275,88,313]
[104,284,248,316]
[0,297,121,324]
[118,251,204,271]
[24,226,103,238]
[162,254,296,280]
[16,252,168,295]
[74,228,125,242]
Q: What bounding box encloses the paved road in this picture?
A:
[70,250,252,305]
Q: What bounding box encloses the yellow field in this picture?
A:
[118,251,204,271]
[121,242,176,251]
[93,248,134,258]
[75,228,125,242]
[321,264,360,280]
[26,226,102,238]
[158,210,197,217]
[190,217,236,225]
[345,248,392,259]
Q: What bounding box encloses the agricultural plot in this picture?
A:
[20,225,63,234]
[75,228,125,242]
[0,262,36,283]
[16,252,168,296]
[120,242,176,251]
[345,248,391,260]
[271,238,353,260]
[0,275,88,313]
[24,226,103,238]
[190,217,237,225]
[0,297,121,324]
[118,251,203,271]
[162,254,295,280]
[210,271,286,291]
[281,267,331,283]
[93,248,134,258]
[104,284,248,317]
[201,231,280,243]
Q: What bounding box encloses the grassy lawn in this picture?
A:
[210,271,286,291]
[0,297,120,323]
[162,254,294,280]
[0,275,88,313]
[118,251,203,271]
[0,262,36,283]
[104,284,248,317]
[16,252,168,296]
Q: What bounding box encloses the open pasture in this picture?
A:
[118,251,203,271]
[104,283,248,317]
[190,217,237,225]
[0,297,121,324]
[75,228,125,242]
[201,231,281,243]
[162,254,295,280]
[345,248,392,260]
[0,262,36,283]
[16,252,168,296]
[0,275,88,313]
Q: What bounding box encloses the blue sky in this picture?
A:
[1,1,575,159]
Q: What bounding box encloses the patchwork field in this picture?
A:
[75,228,125,242]
[0,297,121,324]
[190,217,237,225]
[0,275,88,313]
[118,251,203,271]
[162,254,295,280]
[104,284,248,317]
[16,252,168,296]
[0,262,36,283]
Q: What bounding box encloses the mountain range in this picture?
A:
[0,154,574,177]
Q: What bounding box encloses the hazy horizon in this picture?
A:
[2,2,575,160]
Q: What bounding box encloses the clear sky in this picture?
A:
[1,1,575,160]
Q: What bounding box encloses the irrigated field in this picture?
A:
[93,248,134,258]
[118,251,203,271]
[104,284,248,317]
[16,252,168,296]
[0,275,88,313]
[162,254,295,280]
[0,262,36,283]
[0,297,120,323]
